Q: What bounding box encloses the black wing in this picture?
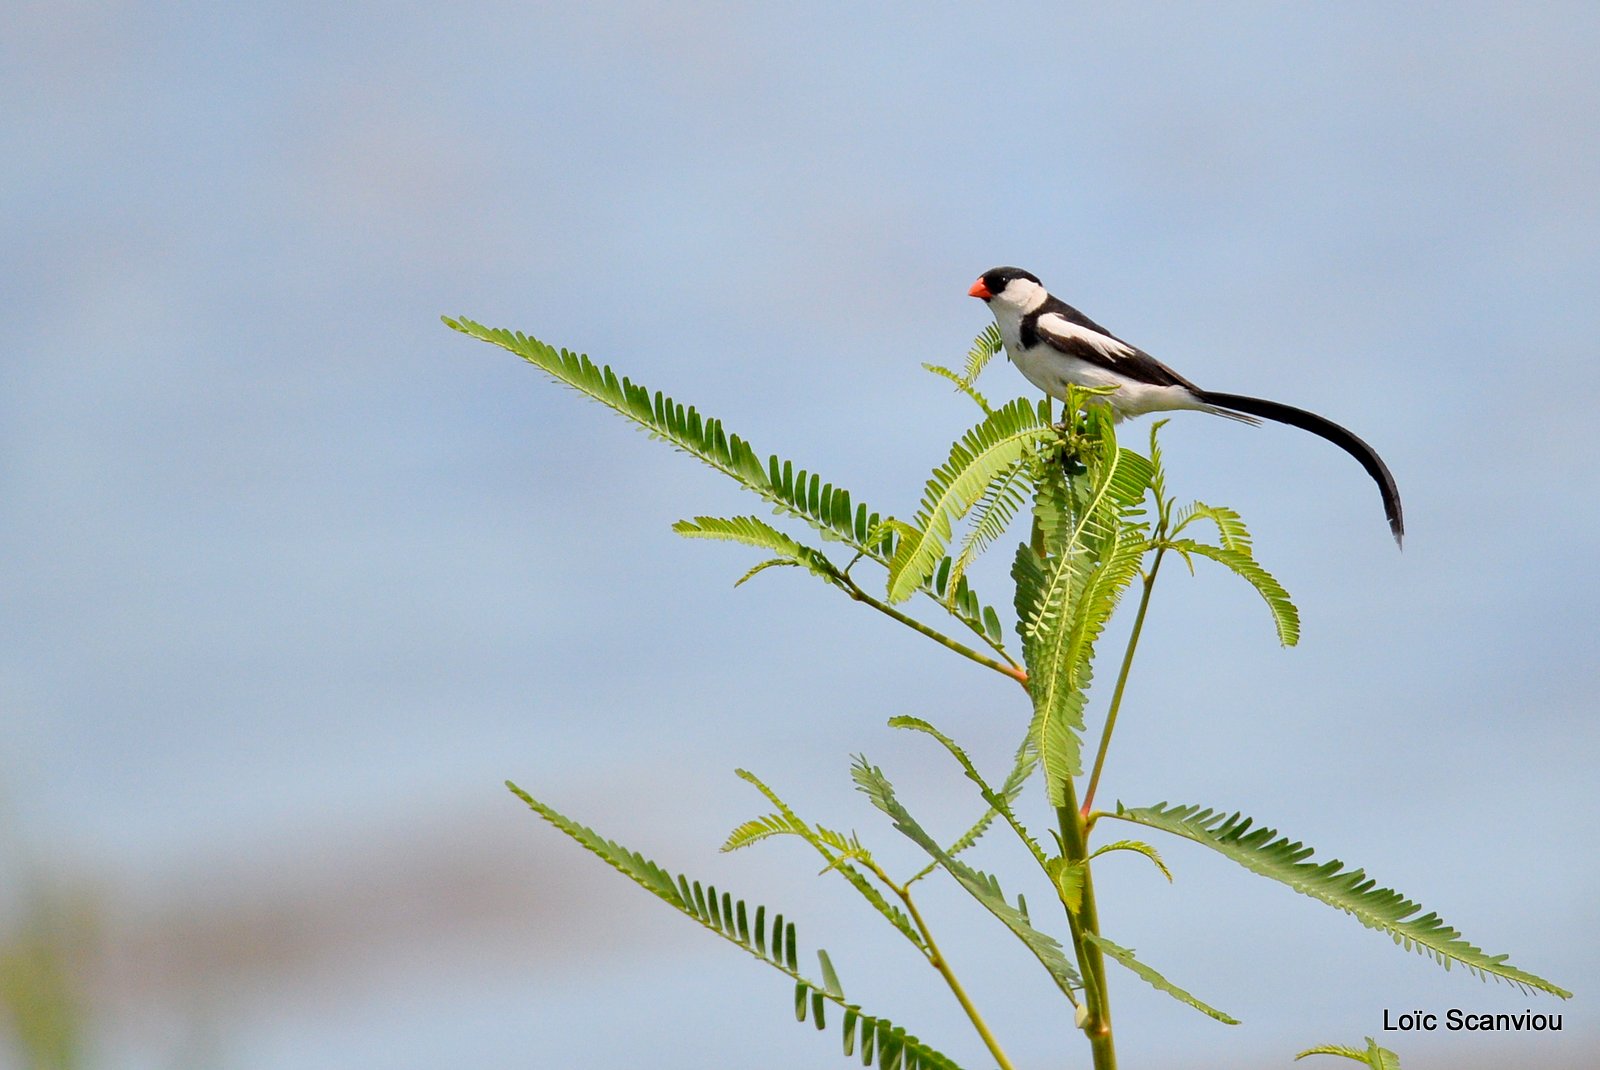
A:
[1024,297,1201,391]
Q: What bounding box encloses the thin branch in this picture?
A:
[838,572,1029,686]
[841,549,1022,670]
[859,859,1018,1070]
[1081,546,1165,814]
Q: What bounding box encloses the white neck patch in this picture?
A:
[1001,278,1049,314]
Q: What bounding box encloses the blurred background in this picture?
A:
[3,3,1596,1068]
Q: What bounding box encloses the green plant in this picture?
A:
[1297,1038,1402,1070]
[447,315,1569,1069]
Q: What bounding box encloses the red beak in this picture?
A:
[968,278,992,300]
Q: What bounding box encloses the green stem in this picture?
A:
[864,863,1016,1070]
[838,550,1011,668]
[1081,547,1165,814]
[839,573,1028,686]
[1056,784,1117,1070]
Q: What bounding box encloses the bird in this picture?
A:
[968,266,1403,545]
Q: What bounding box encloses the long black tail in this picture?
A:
[1198,390,1404,547]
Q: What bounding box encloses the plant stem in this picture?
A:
[1055,784,1117,1070]
[896,885,1018,1070]
[838,573,1028,686]
[1081,547,1165,814]
[838,548,1019,668]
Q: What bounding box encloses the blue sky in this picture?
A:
[3,5,1597,1068]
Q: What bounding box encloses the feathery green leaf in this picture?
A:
[1296,1038,1402,1069]
[447,318,1009,652]
[674,515,841,586]
[888,398,1055,603]
[1298,1046,1372,1063]
[1146,419,1170,508]
[888,716,1046,869]
[734,771,924,951]
[1089,840,1173,882]
[509,778,802,969]
[508,780,963,1068]
[961,323,1004,384]
[1116,802,1571,997]
[1083,932,1239,1024]
[921,362,994,415]
[793,982,968,1070]
[1175,501,1254,555]
[1013,410,1155,803]
[851,758,1081,997]
[944,456,1033,603]
[732,558,802,587]
[1032,527,1149,799]
[722,812,807,852]
[1160,538,1299,646]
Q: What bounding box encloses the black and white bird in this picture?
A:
[969,266,1404,545]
